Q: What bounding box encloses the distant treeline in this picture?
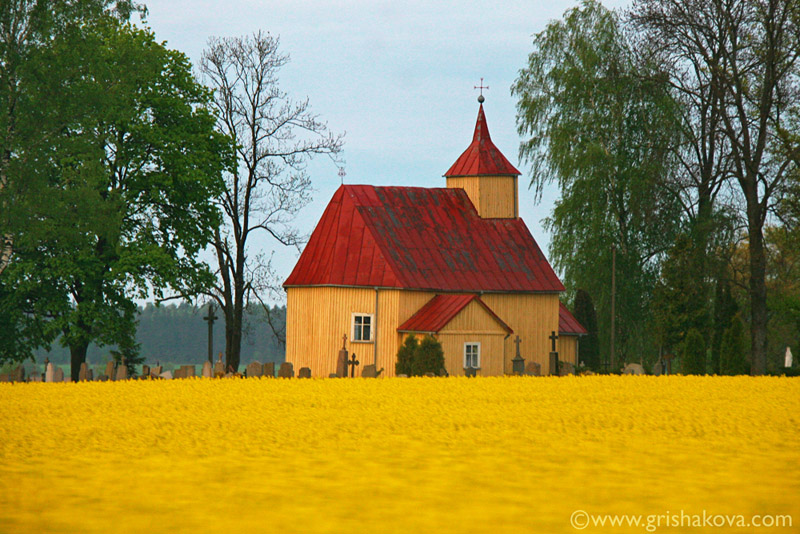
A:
[34,304,286,366]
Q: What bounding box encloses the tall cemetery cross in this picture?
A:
[549,331,559,353]
[348,353,360,378]
[512,335,525,375]
[203,303,218,364]
[514,335,522,356]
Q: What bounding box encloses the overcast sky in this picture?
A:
[138,0,629,295]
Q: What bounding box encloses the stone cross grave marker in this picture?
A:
[336,334,349,377]
[348,353,360,377]
[53,367,64,382]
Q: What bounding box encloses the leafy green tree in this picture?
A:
[512,0,682,368]
[0,1,140,360]
[681,328,706,375]
[573,289,600,371]
[710,279,738,375]
[3,18,232,379]
[631,0,800,375]
[410,335,444,377]
[652,233,711,353]
[720,315,750,376]
[396,334,417,376]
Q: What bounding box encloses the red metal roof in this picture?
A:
[559,302,587,336]
[444,104,521,177]
[397,294,512,334]
[284,185,564,293]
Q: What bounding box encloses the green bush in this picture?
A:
[720,315,750,375]
[410,335,444,376]
[395,334,418,376]
[681,328,706,375]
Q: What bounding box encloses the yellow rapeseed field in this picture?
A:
[0,376,797,533]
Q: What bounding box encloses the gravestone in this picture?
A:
[105,361,116,382]
[549,352,559,376]
[45,362,55,383]
[116,362,128,381]
[263,362,275,378]
[559,361,575,376]
[336,351,348,378]
[53,368,64,383]
[142,365,150,378]
[202,361,213,378]
[525,361,541,376]
[337,335,349,378]
[278,362,294,378]
[213,354,225,377]
[181,365,195,378]
[174,367,185,379]
[623,363,645,375]
[87,369,94,381]
[151,365,162,377]
[79,363,88,382]
[298,367,312,378]
[361,364,383,378]
[246,362,263,378]
[653,360,663,376]
[159,371,173,380]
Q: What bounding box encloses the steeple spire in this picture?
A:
[444,97,521,219]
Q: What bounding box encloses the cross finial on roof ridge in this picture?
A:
[474,77,488,103]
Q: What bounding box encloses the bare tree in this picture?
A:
[201,32,343,371]
[631,0,800,374]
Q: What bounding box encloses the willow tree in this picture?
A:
[512,0,682,366]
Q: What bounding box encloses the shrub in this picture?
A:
[720,315,750,375]
[681,328,706,375]
[396,334,418,376]
[410,335,444,376]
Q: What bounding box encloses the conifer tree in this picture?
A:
[396,334,417,376]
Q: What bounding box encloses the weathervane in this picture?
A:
[474,77,489,103]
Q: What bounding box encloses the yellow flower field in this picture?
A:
[1,376,797,533]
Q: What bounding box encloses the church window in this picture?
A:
[464,342,480,368]
[352,314,374,342]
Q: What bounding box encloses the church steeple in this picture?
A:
[444,99,521,218]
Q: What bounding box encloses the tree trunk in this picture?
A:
[70,341,89,382]
[746,201,768,375]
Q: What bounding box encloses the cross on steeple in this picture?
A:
[474,77,489,103]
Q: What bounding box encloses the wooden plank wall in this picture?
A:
[480,293,560,374]
[559,336,578,366]
[446,175,517,218]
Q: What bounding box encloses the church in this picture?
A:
[283,98,585,377]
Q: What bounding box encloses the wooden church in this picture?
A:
[284,99,586,377]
